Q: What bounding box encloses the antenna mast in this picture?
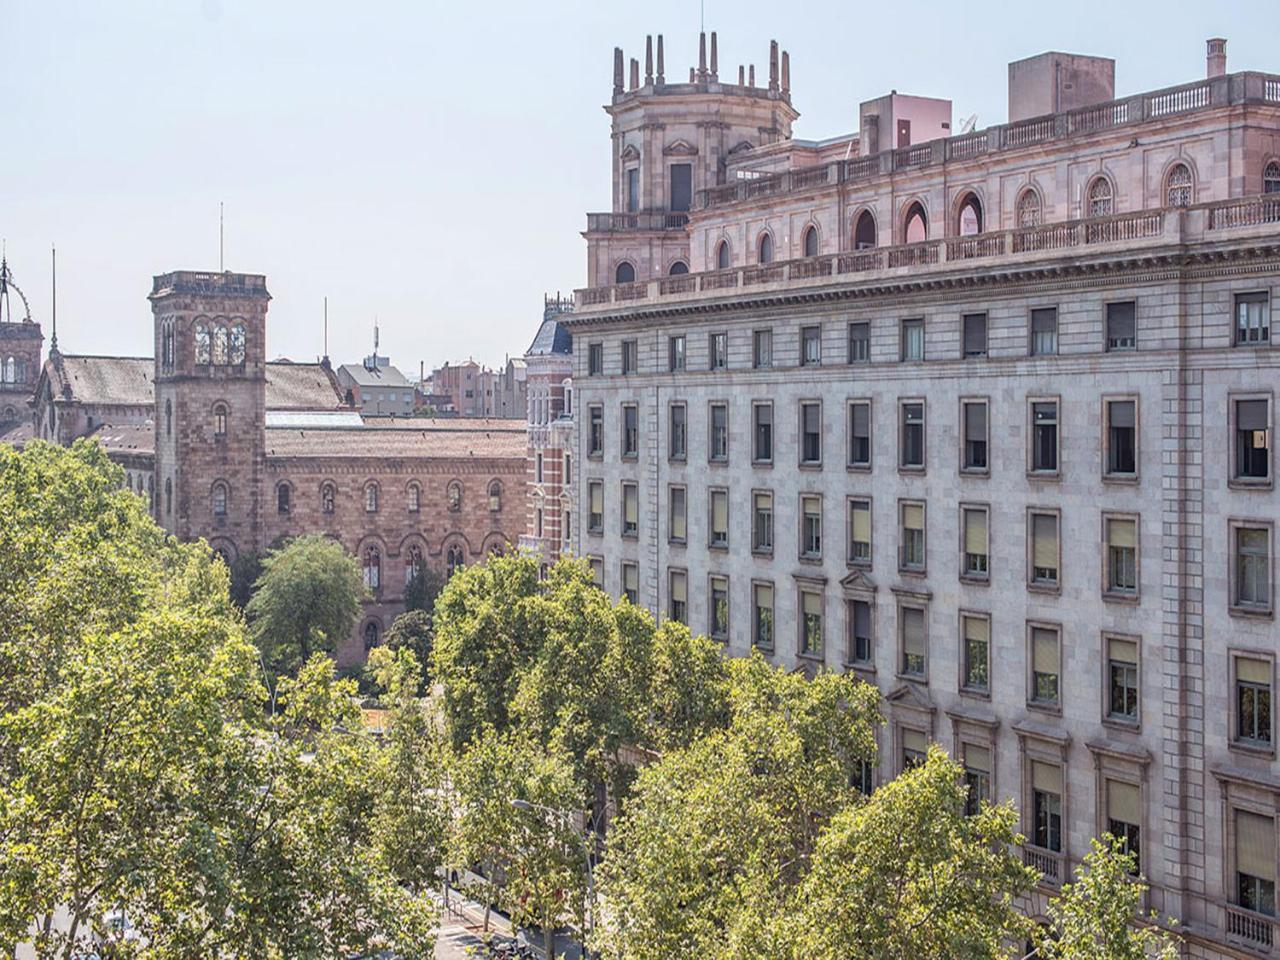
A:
[51,245,57,351]
[219,201,225,272]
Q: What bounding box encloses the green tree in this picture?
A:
[1038,835,1179,960]
[385,609,435,695]
[245,534,366,678]
[226,549,263,611]
[403,563,445,615]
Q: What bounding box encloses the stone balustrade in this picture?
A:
[1225,903,1275,953]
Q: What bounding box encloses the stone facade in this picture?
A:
[0,259,44,426]
[568,32,1280,958]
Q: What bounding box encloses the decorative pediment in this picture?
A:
[663,139,698,157]
[728,139,755,156]
[619,144,641,162]
[885,681,936,715]
[1086,737,1152,767]
[839,568,877,594]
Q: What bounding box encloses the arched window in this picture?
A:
[716,240,730,270]
[126,474,134,493]
[803,225,819,258]
[488,480,502,512]
[615,261,636,284]
[165,399,172,438]
[1165,163,1193,207]
[1016,189,1042,228]
[758,232,773,264]
[212,325,229,365]
[405,545,423,585]
[956,192,983,235]
[1087,176,1114,218]
[321,482,336,514]
[363,546,381,591]
[211,481,228,517]
[447,544,465,577]
[668,260,689,275]
[213,403,228,439]
[194,322,211,364]
[365,482,379,513]
[903,201,928,243]
[447,481,462,513]
[407,482,421,513]
[853,210,877,249]
[1265,161,1280,194]
[276,483,290,516]
[363,621,379,650]
[228,323,246,364]
[3,357,14,383]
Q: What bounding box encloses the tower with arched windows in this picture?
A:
[151,271,270,553]
[0,257,45,427]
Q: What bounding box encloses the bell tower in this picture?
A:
[151,270,270,561]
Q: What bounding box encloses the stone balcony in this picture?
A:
[585,211,691,233]
[573,195,1280,314]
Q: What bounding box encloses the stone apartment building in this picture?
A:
[432,356,528,418]
[566,31,1280,958]
[335,356,416,417]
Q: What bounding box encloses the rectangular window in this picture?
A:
[709,403,729,462]
[962,613,990,694]
[669,485,687,543]
[1030,511,1060,588]
[1235,525,1272,612]
[1236,292,1271,346]
[963,744,991,816]
[800,589,824,658]
[621,339,638,375]
[900,606,927,678]
[622,482,639,538]
[1107,636,1139,723]
[563,453,571,486]
[1032,761,1063,852]
[669,569,687,624]
[900,501,925,572]
[1106,399,1137,477]
[903,728,928,770]
[900,401,925,470]
[622,561,639,604]
[962,313,988,359]
[709,575,729,641]
[625,167,639,213]
[753,329,773,369]
[1030,307,1058,356]
[622,404,638,458]
[848,400,871,468]
[848,498,872,566]
[535,453,544,484]
[669,403,687,461]
[753,582,774,649]
[1237,656,1273,746]
[1236,810,1277,916]
[753,491,774,554]
[1236,398,1271,482]
[847,599,873,665]
[668,335,686,372]
[1106,779,1141,873]
[962,399,988,472]
[801,325,822,366]
[901,318,924,361]
[669,162,692,213]
[588,481,603,534]
[1106,301,1136,352]
[1031,625,1061,707]
[962,506,989,580]
[853,758,875,796]
[800,402,822,465]
[801,495,823,560]
[848,321,870,363]
[563,510,571,545]
[753,402,773,463]
[588,342,603,375]
[589,556,604,586]
[709,488,729,549]
[709,332,728,370]
[588,405,603,456]
[1031,400,1059,474]
[1105,516,1138,596]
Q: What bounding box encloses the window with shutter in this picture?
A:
[1106,399,1137,476]
[901,502,926,571]
[1236,398,1270,481]
[1107,636,1139,722]
[1031,512,1059,586]
[963,401,987,471]
[669,486,687,542]
[1106,301,1136,351]
[963,507,988,578]
[848,498,872,564]
[963,743,991,814]
[669,569,687,624]
[962,614,990,692]
[1031,626,1060,706]
[710,490,729,548]
[902,728,928,769]
[1106,517,1138,595]
[1032,761,1063,851]
[962,313,987,358]
[901,606,927,677]
[1030,307,1058,356]
[849,401,872,467]
[1236,810,1277,916]
[848,599,872,664]
[753,583,774,649]
[801,590,824,657]
[1107,780,1142,872]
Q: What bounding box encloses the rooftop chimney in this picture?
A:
[630,57,640,90]
[738,64,745,85]
[613,48,624,95]
[698,31,707,81]
[645,35,653,85]
[710,31,718,81]
[656,34,665,84]
[1207,37,1227,79]
[781,49,790,96]
[768,40,779,93]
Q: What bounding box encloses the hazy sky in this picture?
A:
[4,0,1274,373]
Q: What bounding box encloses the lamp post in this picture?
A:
[511,798,595,959]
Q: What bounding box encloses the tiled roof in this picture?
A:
[90,422,155,456]
[336,362,412,389]
[264,424,526,461]
[526,317,573,357]
[0,419,33,448]
[362,417,526,433]
[264,362,343,410]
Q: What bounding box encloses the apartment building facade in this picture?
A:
[566,32,1280,958]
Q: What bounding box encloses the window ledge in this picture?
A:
[845,662,876,676]
[896,672,928,685]
[1102,717,1142,735]
[899,567,928,579]
[846,559,873,571]
[799,554,823,565]
[1229,604,1275,621]
[1026,470,1062,482]
[1027,701,1063,718]
[898,466,926,475]
[1028,582,1062,596]
[959,468,990,478]
[1229,741,1277,761]
[1102,590,1141,605]
[1229,478,1274,492]
[846,463,872,473]
[960,574,990,587]
[751,547,774,558]
[960,687,992,702]
[708,543,730,553]
[799,462,824,471]
[797,652,826,665]
[1102,473,1140,485]
[752,460,774,469]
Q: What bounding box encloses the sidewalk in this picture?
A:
[433,885,585,960]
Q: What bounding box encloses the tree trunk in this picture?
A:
[544,923,555,960]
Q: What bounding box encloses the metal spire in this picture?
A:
[50,245,57,351]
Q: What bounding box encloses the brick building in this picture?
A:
[568,31,1280,957]
[0,258,44,435]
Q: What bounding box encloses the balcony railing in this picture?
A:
[586,211,690,232]
[696,71,1280,210]
[1226,904,1276,953]
[1023,845,1064,885]
[1208,195,1280,230]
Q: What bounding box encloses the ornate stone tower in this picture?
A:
[151,271,270,561]
[0,258,44,423]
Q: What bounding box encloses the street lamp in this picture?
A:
[510,798,596,959]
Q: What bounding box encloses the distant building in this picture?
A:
[0,258,43,434]
[429,355,527,419]
[336,359,415,417]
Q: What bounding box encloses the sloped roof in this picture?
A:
[526,317,573,357]
[264,424,526,461]
[362,417,525,433]
[0,419,33,448]
[90,422,155,455]
[264,362,343,410]
[336,363,412,389]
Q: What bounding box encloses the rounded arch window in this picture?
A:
[2,405,14,420]
[321,482,336,514]
[194,322,212,365]
[213,402,228,439]
[802,225,819,258]
[446,543,465,577]
[853,209,877,249]
[363,621,380,650]
[668,260,689,276]
[615,261,636,284]
[488,480,502,512]
[1087,176,1114,218]
[228,323,246,364]
[716,240,730,270]
[1165,162,1193,207]
[364,482,379,513]
[165,399,173,438]
[1265,161,1280,195]
[363,546,382,591]
[405,544,424,585]
[447,481,462,513]
[1016,189,1042,228]
[406,481,421,513]
[758,232,774,264]
[276,482,290,516]
[212,325,229,365]
[903,201,928,243]
[211,481,228,517]
[956,192,983,235]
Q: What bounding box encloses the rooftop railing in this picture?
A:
[574,195,1280,311]
[586,211,690,232]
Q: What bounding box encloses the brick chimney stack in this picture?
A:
[1207,38,1227,79]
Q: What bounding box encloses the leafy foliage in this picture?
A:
[385,609,435,695]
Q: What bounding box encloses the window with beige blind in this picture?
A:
[1107,636,1139,723]
[753,582,774,650]
[709,489,729,549]
[902,728,928,770]
[753,491,774,554]
[589,556,604,586]
[1234,525,1272,612]
[588,481,603,534]
[1236,655,1273,747]
[1106,779,1141,873]
[669,486,687,543]
[847,598,873,665]
[848,498,872,565]
[901,501,926,572]
[1031,760,1063,852]
[1105,516,1138,596]
[801,495,823,559]
[709,575,729,641]
[1030,625,1061,707]
[962,614,990,693]
[800,589,824,658]
[1236,809,1277,916]
[963,743,990,815]
[621,482,639,538]
[962,506,989,579]
[669,569,687,624]
[848,400,872,468]
[900,605,927,678]
[621,562,639,604]
[1030,511,1060,588]
[961,399,988,472]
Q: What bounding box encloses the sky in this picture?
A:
[3,0,1276,374]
